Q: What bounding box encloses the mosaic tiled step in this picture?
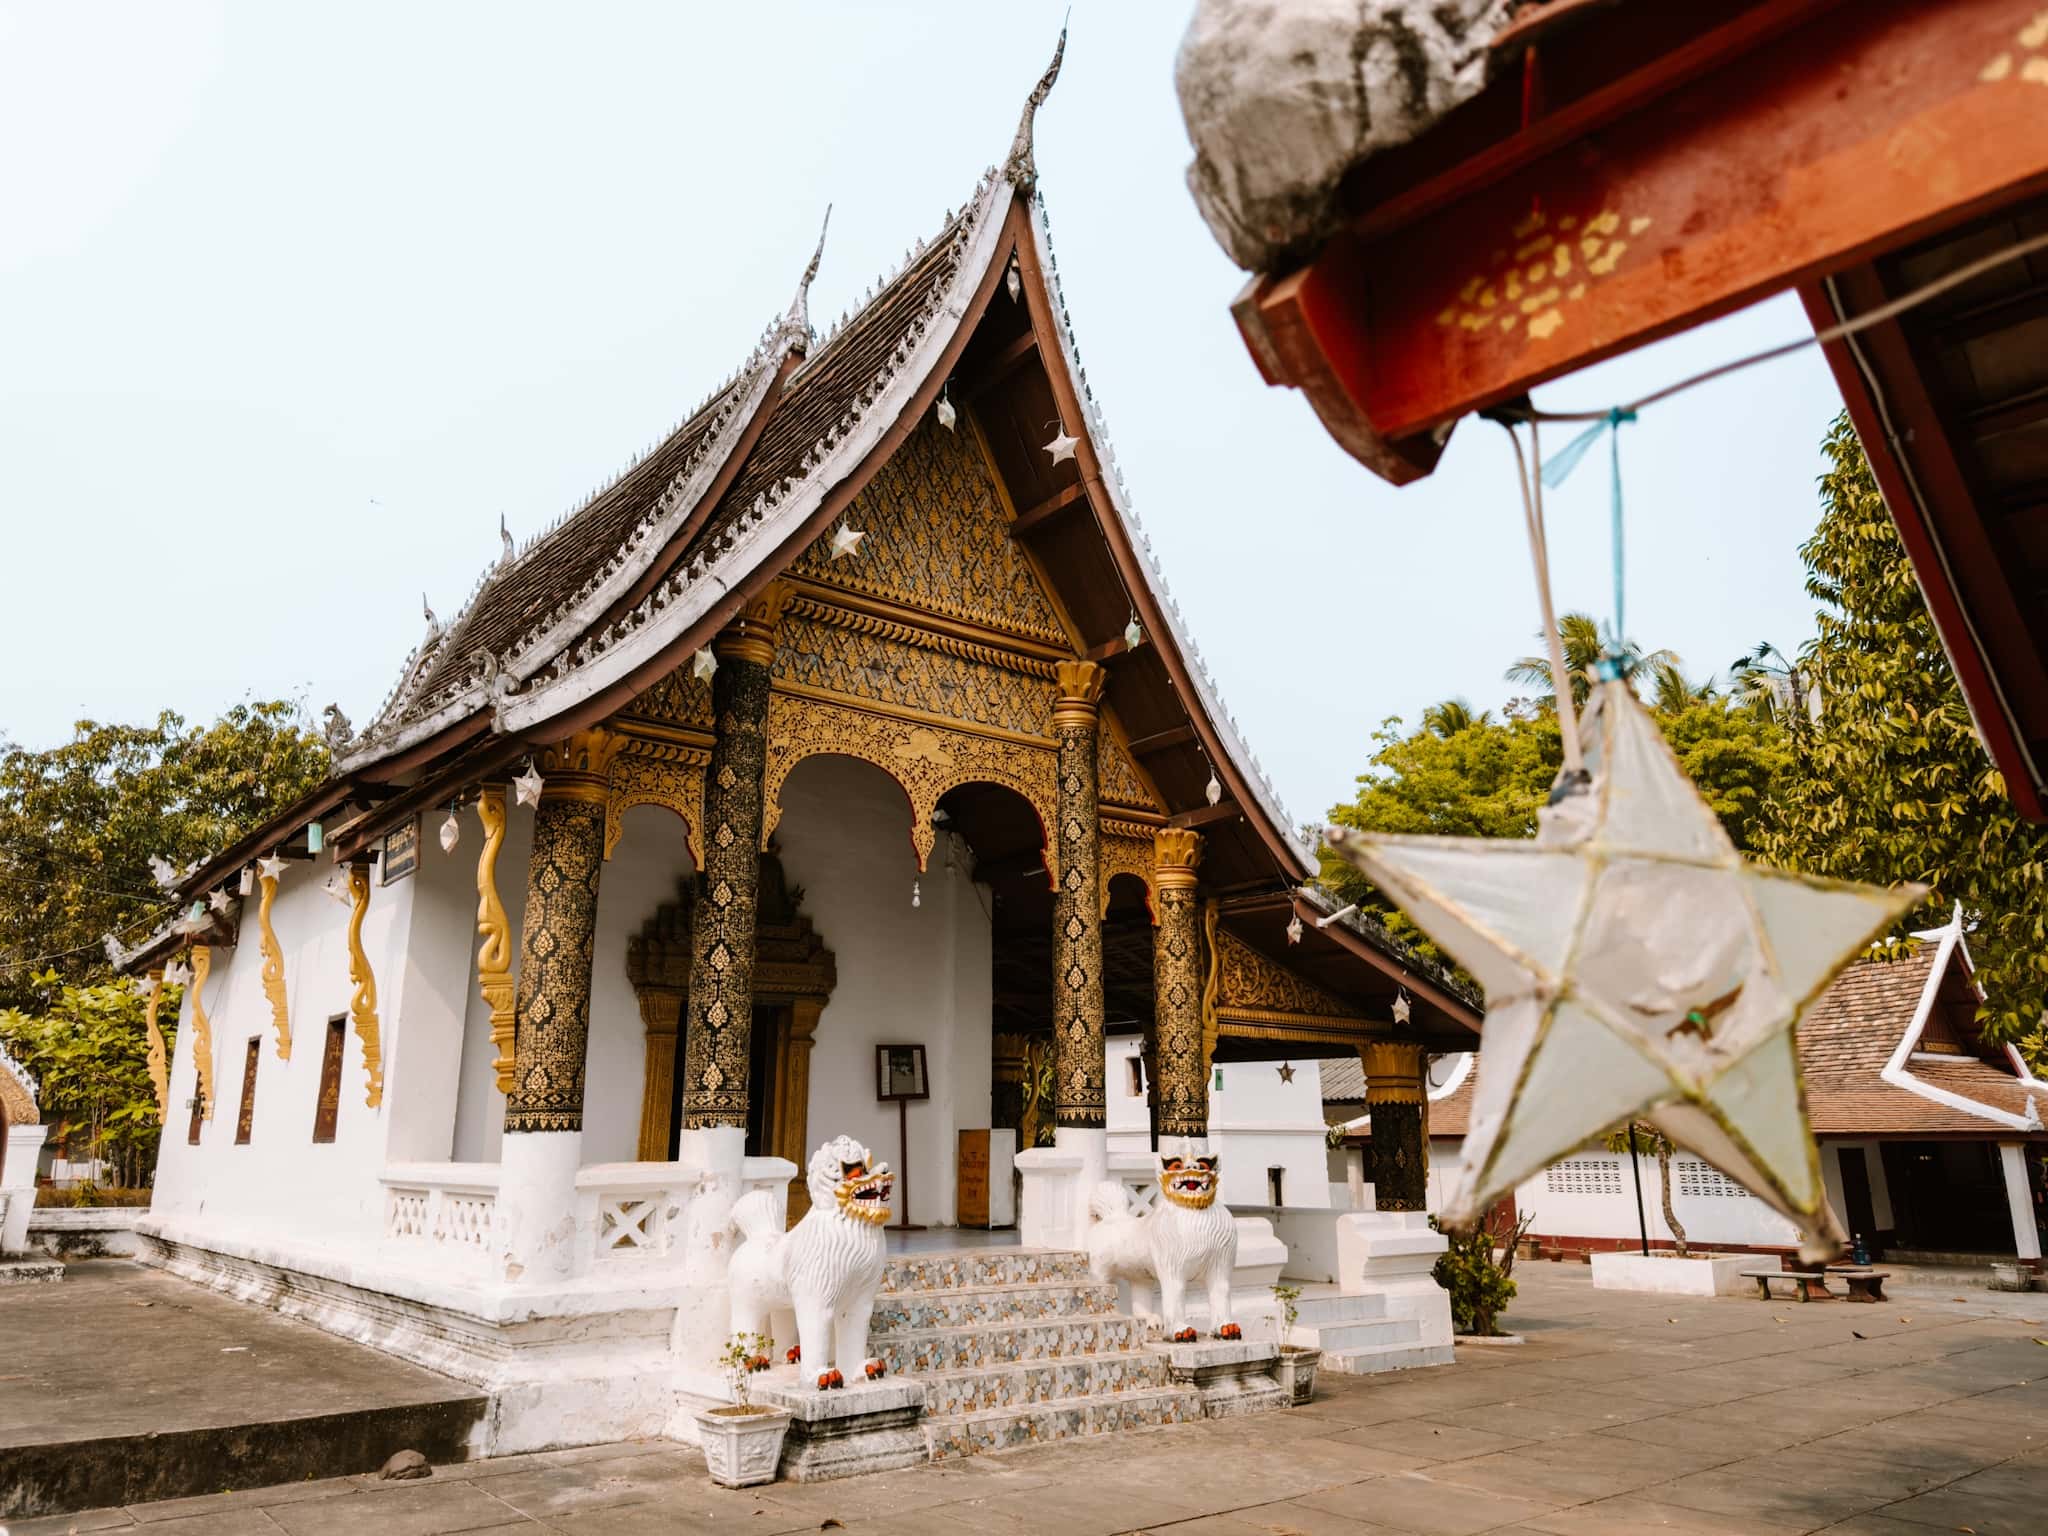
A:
[872,1312,1143,1376]
[912,1347,1174,1416]
[869,1278,1120,1333]
[924,1383,1201,1460]
[880,1249,1093,1295]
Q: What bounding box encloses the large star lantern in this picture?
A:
[1324,681,1923,1259]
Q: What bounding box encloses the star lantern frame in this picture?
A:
[1325,681,1923,1259]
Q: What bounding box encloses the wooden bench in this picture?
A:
[1741,1269,1832,1302]
[1826,1267,1890,1303]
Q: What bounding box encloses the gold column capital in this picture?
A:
[1361,1039,1425,1105]
[716,580,793,668]
[1051,659,1108,728]
[1152,827,1204,890]
[536,728,628,806]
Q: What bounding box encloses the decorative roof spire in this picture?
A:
[1005,16,1068,190]
[779,204,833,353]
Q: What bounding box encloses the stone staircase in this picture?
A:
[872,1250,1200,1459]
[1289,1291,1441,1374]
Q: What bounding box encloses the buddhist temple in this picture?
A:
[109,40,1480,1464]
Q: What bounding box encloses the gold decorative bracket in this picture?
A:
[258,871,291,1060]
[604,747,707,865]
[346,860,384,1108]
[190,945,216,1121]
[144,967,168,1122]
[475,786,517,1095]
[1100,826,1160,921]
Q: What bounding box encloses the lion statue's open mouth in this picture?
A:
[1159,1155,1220,1210]
[834,1159,895,1226]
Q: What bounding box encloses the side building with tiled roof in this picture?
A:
[1328,911,2048,1268]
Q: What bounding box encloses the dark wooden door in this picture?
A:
[1837,1146,1879,1255]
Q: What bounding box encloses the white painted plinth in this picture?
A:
[1016,1127,1106,1251]
[1591,1251,1775,1297]
[494,1130,584,1284]
[2,1125,47,1255]
[1336,1210,1452,1354]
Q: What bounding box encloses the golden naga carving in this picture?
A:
[257,868,291,1061]
[143,967,169,1121]
[475,785,517,1095]
[604,747,707,864]
[761,692,1059,879]
[345,861,384,1109]
[189,945,216,1121]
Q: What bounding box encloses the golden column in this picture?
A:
[1051,660,1108,1130]
[1362,1039,1429,1211]
[681,584,790,1131]
[504,729,623,1135]
[1151,827,1207,1141]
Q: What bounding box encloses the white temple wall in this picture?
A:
[1104,1039,1333,1209]
[775,755,993,1227]
[581,807,697,1165]
[150,857,417,1252]
[383,821,480,1166]
[450,802,533,1164]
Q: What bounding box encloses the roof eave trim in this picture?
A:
[1881,907,2040,1132]
[493,176,1017,736]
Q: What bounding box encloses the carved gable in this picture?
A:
[790,417,1068,645]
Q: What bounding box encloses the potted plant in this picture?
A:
[694,1332,791,1487]
[1269,1283,1321,1406]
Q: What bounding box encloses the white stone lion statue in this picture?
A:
[728,1134,894,1390]
[1085,1148,1240,1342]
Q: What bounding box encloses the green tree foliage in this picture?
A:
[0,975,177,1188]
[1758,416,2048,1055]
[1322,621,1791,968]
[0,701,328,1006]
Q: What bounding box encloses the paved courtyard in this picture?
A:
[11,1264,2048,1536]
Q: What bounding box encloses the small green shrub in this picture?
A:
[1431,1208,1530,1337]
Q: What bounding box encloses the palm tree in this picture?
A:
[1421,697,1490,737]
[1505,613,1678,711]
[1729,641,1813,727]
[1649,660,1718,715]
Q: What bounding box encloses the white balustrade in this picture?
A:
[379,1163,501,1269]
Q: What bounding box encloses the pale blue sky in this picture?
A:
[0,2,1845,828]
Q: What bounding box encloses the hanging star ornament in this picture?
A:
[1323,680,1923,1260]
[258,853,287,882]
[692,647,718,684]
[1276,1062,1296,1084]
[1043,425,1079,464]
[512,760,545,808]
[208,889,233,914]
[828,524,865,561]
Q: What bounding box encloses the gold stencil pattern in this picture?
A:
[1214,925,1366,1028]
[189,945,216,1121]
[1098,831,1158,921]
[789,416,1067,645]
[476,786,518,1095]
[1098,729,1159,812]
[1053,708,1106,1129]
[625,667,715,728]
[777,612,1056,739]
[682,652,773,1130]
[762,691,1058,877]
[257,872,290,1061]
[1435,203,1654,346]
[604,746,708,864]
[1154,886,1207,1140]
[346,863,384,1109]
[506,796,604,1132]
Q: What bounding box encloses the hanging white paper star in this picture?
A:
[208,889,232,914]
[829,524,865,561]
[258,853,287,882]
[692,647,718,683]
[1124,613,1144,650]
[936,395,957,431]
[1006,264,1022,303]
[439,809,461,853]
[164,961,192,987]
[1044,427,1079,464]
[1391,990,1412,1027]
[1286,914,1303,946]
[513,761,545,808]
[1204,768,1222,807]
[1323,681,1922,1259]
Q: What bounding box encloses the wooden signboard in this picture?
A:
[381,819,419,886]
[957,1129,992,1229]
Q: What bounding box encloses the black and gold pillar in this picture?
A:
[1051,660,1107,1129]
[505,729,622,1135]
[680,583,790,1131]
[1363,1039,1428,1211]
[1152,828,1207,1141]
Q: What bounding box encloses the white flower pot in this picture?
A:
[1275,1346,1321,1406]
[695,1404,791,1487]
